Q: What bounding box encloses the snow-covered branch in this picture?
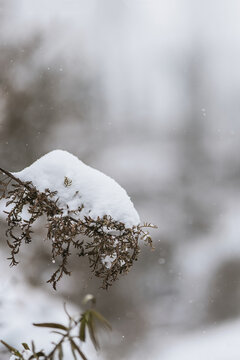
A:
[0,150,156,289]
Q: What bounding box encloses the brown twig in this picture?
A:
[0,167,32,190]
[0,166,156,289]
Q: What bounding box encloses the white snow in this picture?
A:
[101,254,117,269]
[160,320,240,360]
[128,319,240,360]
[0,250,101,360]
[13,150,140,228]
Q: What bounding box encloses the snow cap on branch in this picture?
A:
[13,149,140,228]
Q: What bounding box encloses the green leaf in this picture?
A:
[86,312,100,350]
[31,341,35,354]
[36,351,46,357]
[70,340,78,360]
[84,311,90,323]
[90,309,112,330]
[70,340,88,360]
[33,322,67,331]
[0,340,23,358]
[58,343,64,360]
[22,342,30,350]
[51,330,66,336]
[79,317,86,342]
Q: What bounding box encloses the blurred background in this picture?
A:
[1,0,240,359]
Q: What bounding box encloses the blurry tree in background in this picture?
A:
[0,14,104,170]
[2,0,240,359]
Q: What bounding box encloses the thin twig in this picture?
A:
[0,167,32,190]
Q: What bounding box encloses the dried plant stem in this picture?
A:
[0,167,31,190]
[0,167,156,289]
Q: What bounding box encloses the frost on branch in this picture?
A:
[0,150,156,289]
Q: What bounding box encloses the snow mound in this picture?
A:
[13,150,140,228]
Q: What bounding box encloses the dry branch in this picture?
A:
[0,168,155,289]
